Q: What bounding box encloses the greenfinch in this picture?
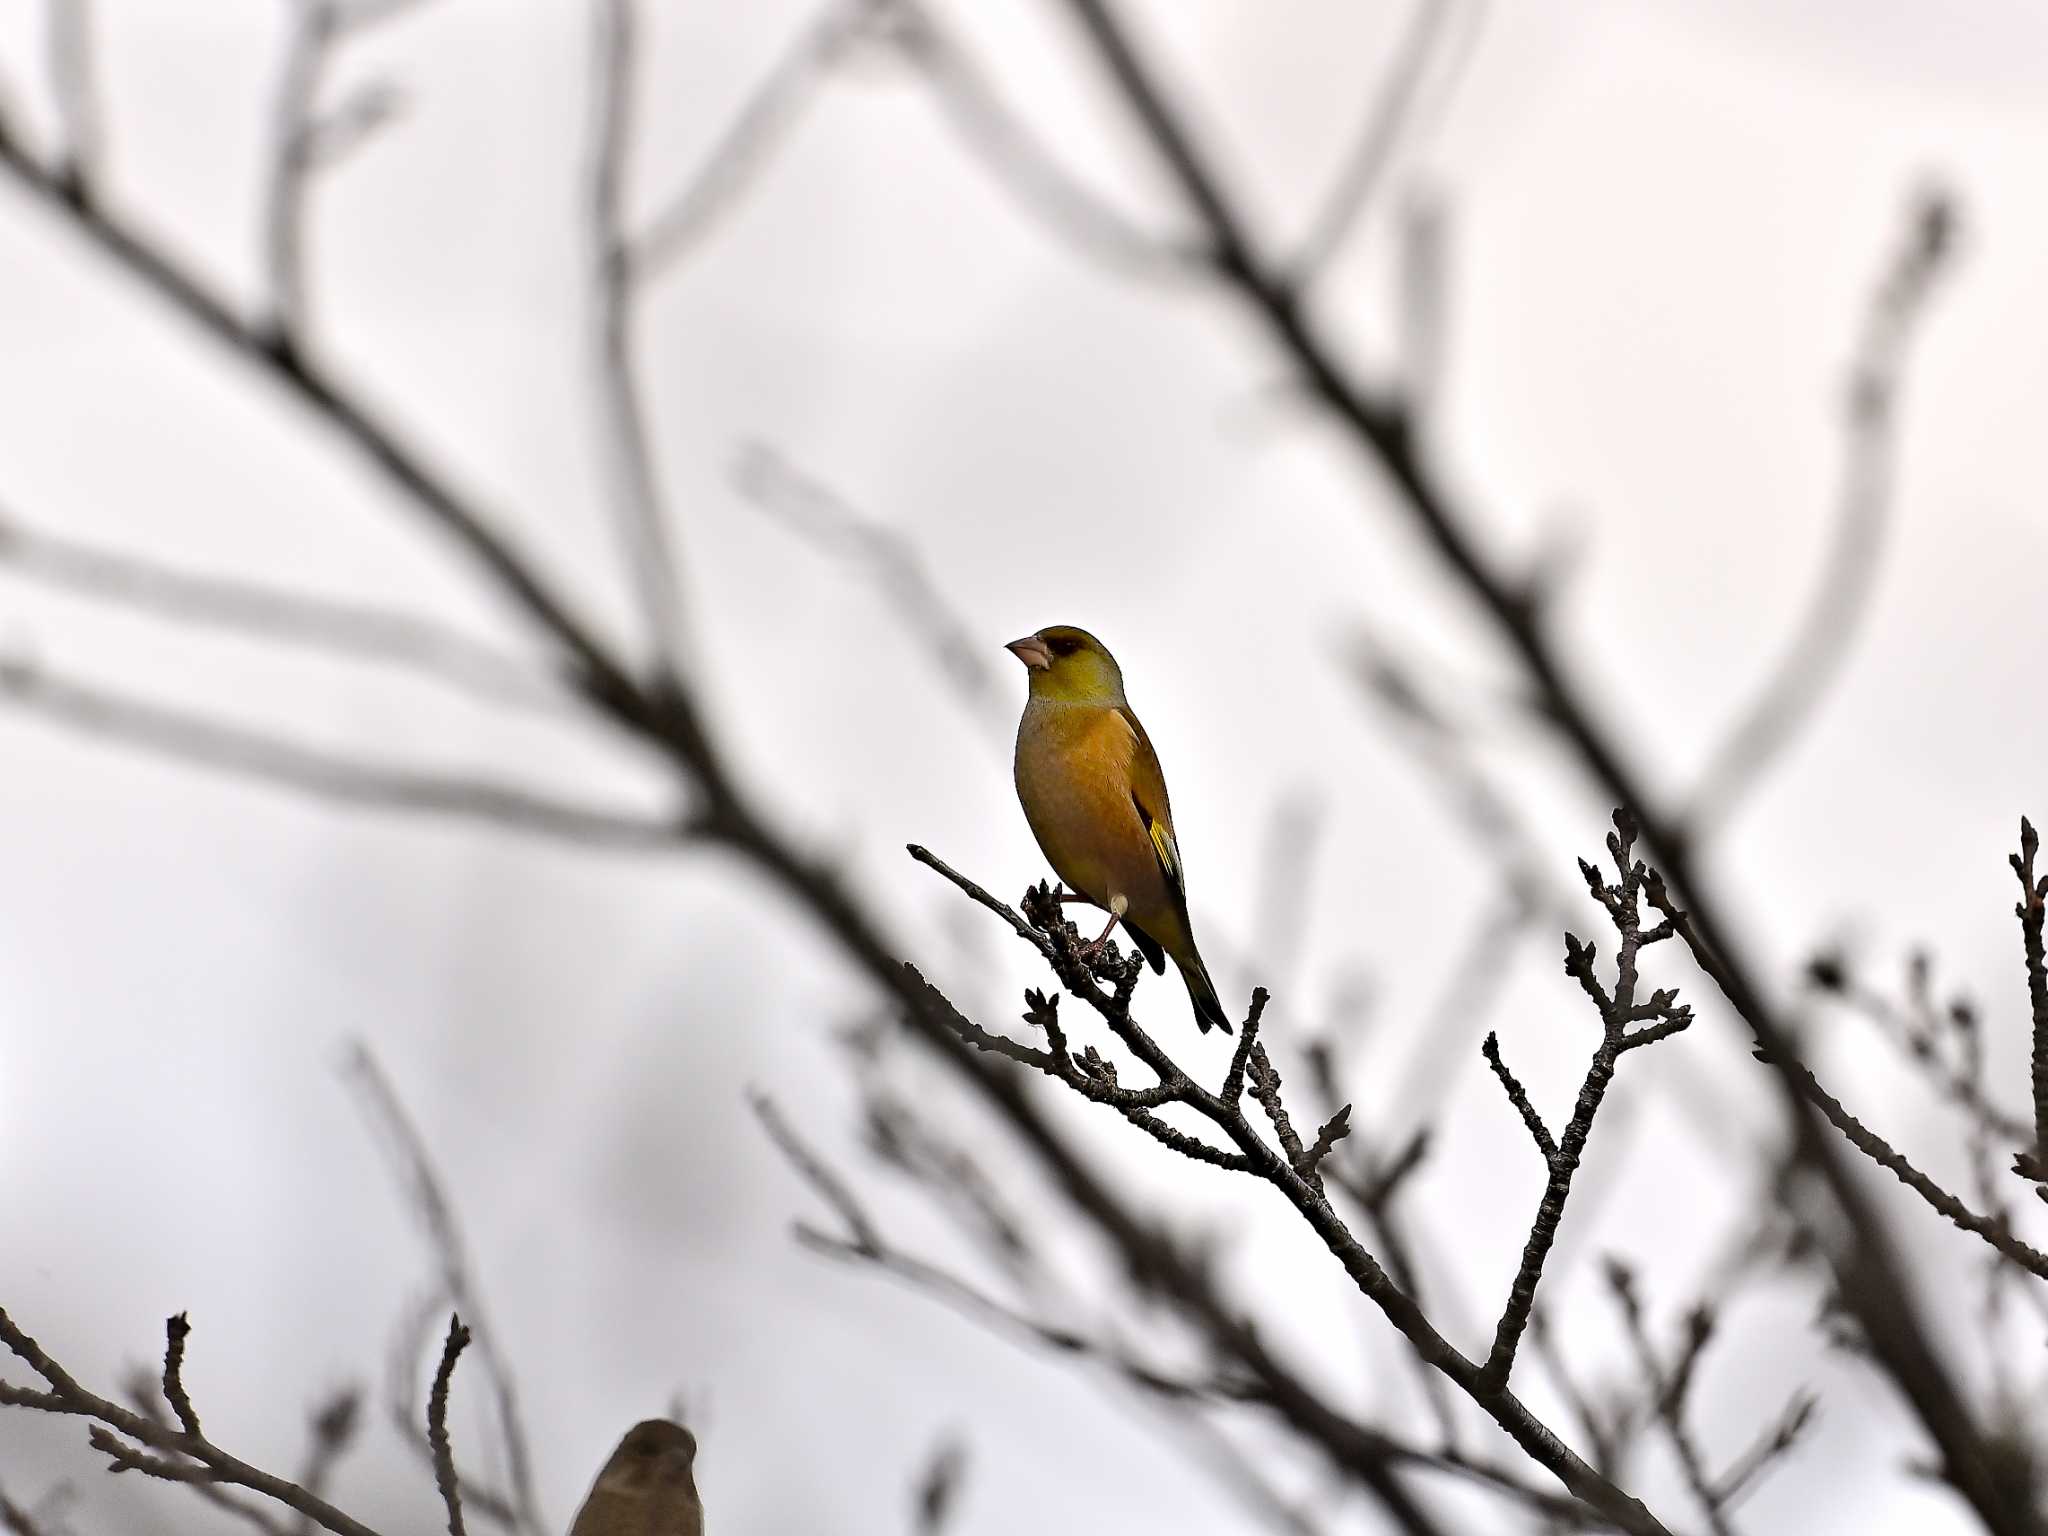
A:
[567,1420,704,1536]
[1007,625,1232,1034]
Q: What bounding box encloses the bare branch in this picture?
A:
[1482,1031,1554,1162]
[0,1308,386,1536]
[0,657,690,849]
[1045,8,2016,1519]
[912,845,1677,1535]
[1480,813,1697,1395]
[1688,187,1959,832]
[2013,817,2048,1176]
[1647,877,2048,1283]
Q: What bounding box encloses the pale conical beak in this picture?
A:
[1005,635,1052,671]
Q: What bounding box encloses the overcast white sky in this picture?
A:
[3,3,2048,1532]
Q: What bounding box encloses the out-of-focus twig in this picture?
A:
[589,0,689,679]
[732,443,1006,731]
[343,1047,545,1536]
[1288,0,1458,283]
[1686,187,1958,836]
[1603,1263,1733,1536]
[263,0,433,345]
[45,0,103,196]
[0,657,688,849]
[911,1433,967,1536]
[0,504,568,710]
[884,0,1206,279]
[630,0,878,277]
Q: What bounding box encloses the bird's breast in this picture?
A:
[1014,701,1156,908]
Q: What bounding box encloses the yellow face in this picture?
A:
[1005,625,1126,704]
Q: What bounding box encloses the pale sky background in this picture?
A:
[3,2,2048,1533]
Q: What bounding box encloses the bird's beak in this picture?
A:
[1005,635,1052,672]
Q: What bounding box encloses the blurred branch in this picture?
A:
[343,1047,545,1536]
[588,0,688,678]
[630,0,878,278]
[1686,187,1959,835]
[884,0,1206,279]
[0,656,689,849]
[1288,0,1459,284]
[910,1433,968,1536]
[263,0,433,346]
[906,844,1675,1535]
[1042,6,2021,1523]
[1602,1263,1734,1536]
[45,0,102,197]
[0,1310,385,1536]
[732,442,1006,731]
[0,503,568,711]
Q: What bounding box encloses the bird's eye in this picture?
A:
[1047,635,1079,656]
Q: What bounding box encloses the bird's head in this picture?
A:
[596,1419,699,1497]
[1006,625,1125,704]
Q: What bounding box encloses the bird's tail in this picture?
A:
[1175,950,1234,1035]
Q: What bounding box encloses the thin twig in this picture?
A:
[885,0,1205,279]
[426,1317,470,1536]
[2013,817,2048,1176]
[1479,813,1695,1395]
[589,0,689,678]
[0,658,690,850]
[630,0,878,277]
[0,504,567,710]
[1604,1263,1733,1536]
[1288,0,1457,282]
[1687,187,1958,833]
[733,443,1006,730]
[46,0,103,195]
[342,1047,545,1536]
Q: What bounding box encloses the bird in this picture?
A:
[1006,624,1233,1034]
[567,1420,704,1536]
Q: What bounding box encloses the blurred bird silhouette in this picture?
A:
[1007,625,1232,1033]
[567,1420,703,1536]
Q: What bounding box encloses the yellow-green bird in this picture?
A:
[1007,625,1233,1034]
[567,1420,704,1536]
